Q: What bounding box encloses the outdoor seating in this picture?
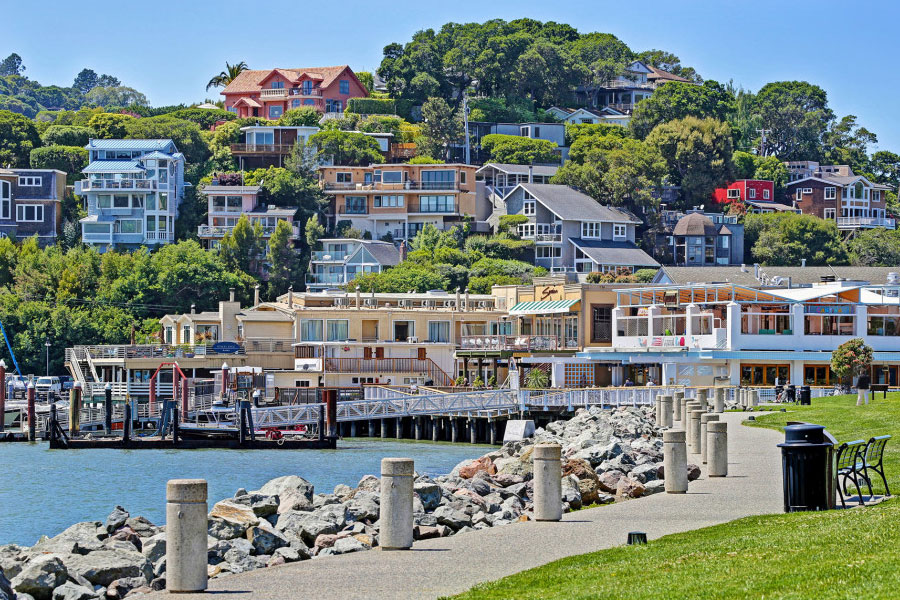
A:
[860,435,892,499]
[835,435,892,508]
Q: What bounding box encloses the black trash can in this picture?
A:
[778,423,835,512]
[785,384,796,403]
[799,385,811,405]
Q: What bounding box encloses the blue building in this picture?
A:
[76,139,186,251]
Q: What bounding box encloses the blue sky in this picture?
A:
[6,0,899,151]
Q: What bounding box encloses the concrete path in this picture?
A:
[150,413,784,600]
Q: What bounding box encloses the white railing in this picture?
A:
[79,179,158,191]
[836,217,896,229]
[145,231,174,242]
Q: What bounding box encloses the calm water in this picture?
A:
[0,439,489,546]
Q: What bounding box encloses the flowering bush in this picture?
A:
[831,338,873,380]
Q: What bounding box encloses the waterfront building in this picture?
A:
[221,66,368,119]
[318,163,491,240]
[0,168,65,246]
[76,139,186,251]
[306,238,401,292]
[230,125,319,170]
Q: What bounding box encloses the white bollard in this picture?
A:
[700,413,719,464]
[707,421,728,477]
[663,429,688,493]
[714,387,725,413]
[688,409,703,454]
[533,443,562,521]
[166,479,208,593]
[380,458,415,549]
[697,388,708,410]
[750,389,760,407]
[660,395,673,428]
[673,390,684,422]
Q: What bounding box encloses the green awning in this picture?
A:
[509,299,580,315]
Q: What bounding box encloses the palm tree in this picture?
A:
[206,61,249,91]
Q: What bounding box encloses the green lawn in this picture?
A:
[446,394,900,600]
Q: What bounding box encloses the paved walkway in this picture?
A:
[151,413,784,600]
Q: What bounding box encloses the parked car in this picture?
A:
[8,375,27,398]
[35,376,62,397]
[59,375,74,391]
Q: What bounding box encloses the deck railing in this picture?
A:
[324,357,452,386]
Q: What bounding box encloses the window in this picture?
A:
[15,204,43,222]
[113,195,129,208]
[326,99,342,112]
[727,188,740,199]
[824,187,836,200]
[582,222,601,238]
[428,321,450,343]
[326,319,349,341]
[722,236,729,249]
[518,223,535,238]
[302,80,313,95]
[336,172,352,183]
[339,80,350,94]
[344,196,367,214]
[417,195,454,212]
[523,200,536,216]
[300,319,324,342]
[374,195,403,207]
[763,189,770,200]
[146,216,156,232]
[824,208,836,219]
[268,106,283,120]
[536,246,561,258]
[271,81,284,89]
[460,171,467,185]
[748,188,756,199]
[393,320,414,341]
[874,190,881,201]
[18,176,41,187]
[164,327,174,345]
[803,188,813,194]
[380,171,403,184]
[159,193,168,210]
[292,99,300,108]
[421,170,455,190]
[0,180,9,220]
[613,224,627,239]
[115,219,142,234]
[591,305,612,343]
[796,188,803,201]
[304,99,315,105]
[83,223,110,235]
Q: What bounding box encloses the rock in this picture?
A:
[461,476,492,497]
[458,456,497,479]
[313,534,339,551]
[629,463,660,484]
[209,501,260,530]
[149,577,165,591]
[50,582,97,600]
[578,477,602,505]
[207,517,246,540]
[0,545,27,580]
[278,492,314,513]
[615,476,645,499]
[452,488,487,510]
[492,474,524,488]
[10,555,68,600]
[413,482,442,511]
[34,523,104,555]
[60,550,152,587]
[345,492,379,522]
[258,476,314,503]
[355,475,381,494]
[0,571,12,600]
[599,452,636,474]
[432,506,472,530]
[104,576,145,600]
[275,511,337,546]
[333,484,352,500]
[562,458,598,482]
[105,507,130,534]
[108,527,142,552]
[232,493,279,518]
[123,518,158,539]
[272,546,304,563]
[596,470,623,493]
[266,555,285,568]
[102,539,142,554]
[140,534,166,565]
[312,504,350,529]
[643,480,666,496]
[561,475,582,510]
[687,464,701,481]
[494,446,534,478]
[414,525,441,540]
[331,537,367,555]
[246,526,288,556]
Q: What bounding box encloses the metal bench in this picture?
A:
[859,435,892,499]
[835,440,867,508]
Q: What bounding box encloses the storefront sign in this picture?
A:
[805,304,851,315]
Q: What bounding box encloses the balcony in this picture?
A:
[602,79,655,90]
[230,143,296,155]
[77,179,158,192]
[306,272,349,286]
[145,231,174,242]
[409,200,456,214]
[459,335,560,352]
[311,250,350,262]
[323,181,458,192]
[837,217,896,229]
[198,224,296,239]
[324,357,452,386]
[337,203,368,215]
[259,88,323,98]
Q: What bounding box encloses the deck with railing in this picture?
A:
[459,335,560,352]
[324,357,453,386]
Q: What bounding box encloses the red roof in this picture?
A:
[222,66,356,95]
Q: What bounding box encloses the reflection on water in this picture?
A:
[0,439,489,546]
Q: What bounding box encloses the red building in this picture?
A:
[222,65,368,120]
[712,180,775,206]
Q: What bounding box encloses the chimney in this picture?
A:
[801,258,807,267]
[355,285,361,309]
[753,263,760,279]
[455,287,461,312]
[254,284,260,307]
[190,304,196,314]
[528,165,534,184]
[288,285,294,309]
[464,288,470,312]
[229,287,235,302]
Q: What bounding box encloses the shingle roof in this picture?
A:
[657,266,900,286]
[362,242,401,266]
[672,213,719,236]
[477,163,559,177]
[646,65,690,83]
[516,184,640,223]
[222,66,352,95]
[570,238,659,268]
[82,160,144,173]
[86,139,173,151]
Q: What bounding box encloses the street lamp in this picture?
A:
[45,340,51,376]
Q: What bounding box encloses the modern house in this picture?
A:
[476,163,558,203]
[545,106,631,128]
[0,168,65,246]
[712,180,775,207]
[454,121,568,164]
[318,163,490,240]
[574,60,689,113]
[196,183,299,255]
[662,211,744,266]
[76,139,186,251]
[306,238,401,291]
[231,125,319,170]
[784,164,894,230]
[221,66,368,119]
[500,183,658,276]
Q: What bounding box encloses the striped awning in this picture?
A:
[509,299,580,315]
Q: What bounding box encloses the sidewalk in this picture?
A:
[150,413,784,600]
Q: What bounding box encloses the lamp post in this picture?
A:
[45,340,51,376]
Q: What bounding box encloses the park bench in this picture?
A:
[835,435,892,508]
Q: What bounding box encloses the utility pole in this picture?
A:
[756,128,772,157]
[463,94,471,165]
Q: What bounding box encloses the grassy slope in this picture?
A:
[447,394,900,600]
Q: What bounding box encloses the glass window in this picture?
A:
[98,195,112,209]
[336,172,352,183]
[117,220,141,234]
[159,193,168,210]
[326,319,349,341]
[300,319,324,341]
[421,170,455,190]
[339,80,350,94]
[268,106,283,119]
[582,222,601,238]
[292,99,300,108]
[83,223,110,234]
[344,196,367,214]
[0,181,8,220]
[302,80,313,94]
[304,99,315,105]
[158,216,168,231]
[113,195,129,208]
[523,201,535,215]
[382,171,403,184]
[417,195,454,212]
[613,224,626,238]
[271,81,284,89]
[146,216,156,232]
[428,321,450,343]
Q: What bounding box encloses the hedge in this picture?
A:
[347,98,396,115]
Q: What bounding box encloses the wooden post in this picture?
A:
[325,389,337,437]
[69,382,82,437]
[149,377,157,418]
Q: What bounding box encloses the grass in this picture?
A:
[445,393,900,600]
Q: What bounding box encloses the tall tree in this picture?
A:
[308,130,383,166]
[0,53,25,76]
[418,97,462,161]
[848,228,900,267]
[747,212,849,266]
[305,214,325,249]
[219,215,263,275]
[824,115,877,174]
[206,61,249,91]
[630,80,734,139]
[267,221,299,296]
[752,81,833,160]
[0,109,41,167]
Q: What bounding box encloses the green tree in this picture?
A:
[124,115,209,164]
[848,228,900,267]
[646,116,734,203]
[869,151,900,185]
[219,215,263,275]
[565,122,628,146]
[0,54,25,76]
[356,71,374,93]
[630,80,734,139]
[748,212,849,266]
[831,338,873,381]
[418,97,462,161]
[637,49,702,82]
[308,130,383,166]
[84,86,148,107]
[206,61,249,91]
[0,109,41,167]
[87,113,133,139]
[72,69,99,94]
[267,220,298,297]
[278,107,321,127]
[166,107,236,129]
[29,146,89,183]
[305,214,325,248]
[752,155,789,198]
[752,81,833,160]
[480,134,558,164]
[824,115,877,175]
[40,125,93,147]
[513,40,585,106]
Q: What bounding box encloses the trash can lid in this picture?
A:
[783,423,825,444]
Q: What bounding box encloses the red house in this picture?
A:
[222,65,368,120]
[712,180,775,206]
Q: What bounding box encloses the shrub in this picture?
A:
[347,98,396,115]
[408,155,442,164]
[40,125,93,147]
[167,107,236,129]
[498,214,529,235]
[481,134,558,164]
[30,145,89,183]
[634,268,659,283]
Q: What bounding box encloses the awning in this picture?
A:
[82,160,144,174]
[509,299,580,315]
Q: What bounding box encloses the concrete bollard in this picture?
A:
[533,443,562,521]
[663,430,688,493]
[714,387,725,413]
[700,413,719,464]
[750,389,759,407]
[673,390,684,422]
[166,479,208,592]
[707,421,728,477]
[659,395,673,428]
[697,388,708,410]
[380,458,415,549]
[688,409,703,454]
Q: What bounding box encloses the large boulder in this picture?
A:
[232,493,279,518]
[413,482,442,511]
[562,458,599,482]
[258,476,314,503]
[34,523,104,556]
[312,504,350,529]
[458,456,497,479]
[275,511,337,546]
[123,517,159,539]
[330,537,367,555]
[104,507,129,534]
[629,463,660,484]
[207,517,246,541]
[104,576,145,600]
[140,533,166,565]
[245,526,288,556]
[50,581,98,600]
[615,476,645,499]
[578,477,602,505]
[432,506,472,530]
[209,501,260,530]
[10,555,67,600]
[494,446,534,478]
[0,571,13,600]
[345,492,379,522]
[687,464,702,481]
[561,475,582,510]
[355,475,381,494]
[596,470,623,493]
[60,550,152,587]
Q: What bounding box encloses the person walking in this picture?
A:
[856,372,871,406]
